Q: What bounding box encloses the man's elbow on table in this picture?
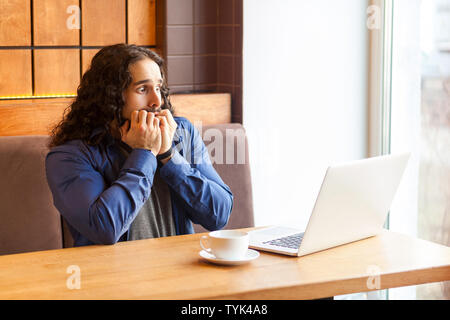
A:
[204,193,234,231]
[84,224,122,245]
[95,233,121,245]
[87,208,128,245]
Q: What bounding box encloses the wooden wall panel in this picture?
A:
[81,48,100,74]
[171,93,231,125]
[0,50,32,96]
[0,0,31,46]
[34,49,80,95]
[128,0,156,45]
[81,0,126,46]
[0,93,231,136]
[33,0,80,45]
[1,0,157,97]
[0,99,70,136]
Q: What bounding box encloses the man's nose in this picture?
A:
[147,88,161,109]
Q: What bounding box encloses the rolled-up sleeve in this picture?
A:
[46,144,157,245]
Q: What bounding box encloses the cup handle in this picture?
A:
[200,235,211,253]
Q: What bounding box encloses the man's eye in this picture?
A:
[138,87,147,93]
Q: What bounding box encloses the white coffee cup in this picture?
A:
[200,230,249,260]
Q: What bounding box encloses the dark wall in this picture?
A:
[156,0,243,123]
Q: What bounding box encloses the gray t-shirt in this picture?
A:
[118,142,176,240]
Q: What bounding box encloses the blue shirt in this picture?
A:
[45,117,233,246]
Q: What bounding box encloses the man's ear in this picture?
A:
[121,90,127,106]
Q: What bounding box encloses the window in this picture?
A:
[387,0,450,300]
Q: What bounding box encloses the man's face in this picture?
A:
[122,58,163,121]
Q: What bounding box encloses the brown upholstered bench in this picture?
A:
[0,124,254,254]
[0,135,63,255]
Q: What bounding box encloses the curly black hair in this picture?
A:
[49,44,173,148]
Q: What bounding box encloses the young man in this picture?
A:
[46,44,233,246]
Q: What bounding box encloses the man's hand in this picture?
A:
[155,109,178,156]
[120,110,161,157]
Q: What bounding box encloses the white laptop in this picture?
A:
[249,153,410,257]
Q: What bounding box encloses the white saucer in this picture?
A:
[199,249,260,266]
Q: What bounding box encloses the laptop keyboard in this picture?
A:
[263,233,304,249]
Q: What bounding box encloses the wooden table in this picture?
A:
[0,229,449,299]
